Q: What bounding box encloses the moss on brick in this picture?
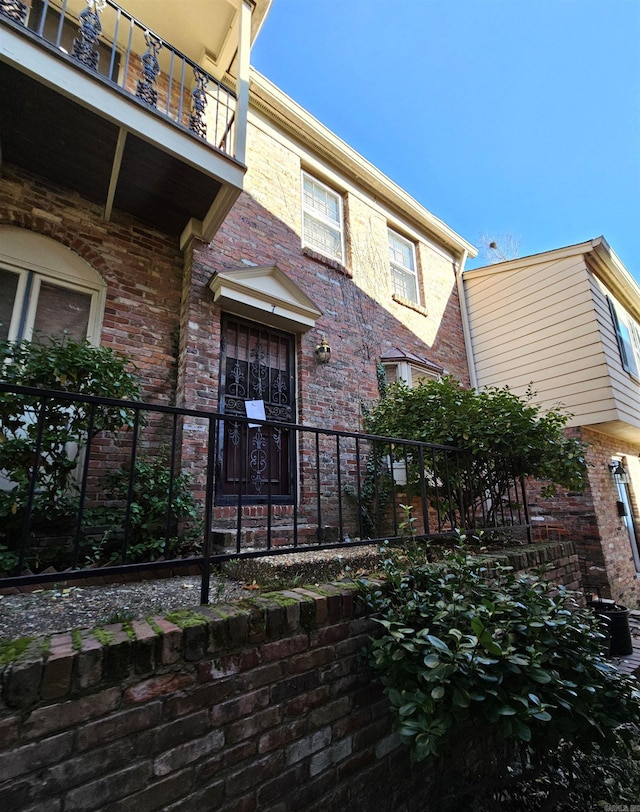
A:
[0,636,33,665]
[94,628,115,646]
[165,609,208,629]
[260,592,300,607]
[122,622,136,642]
[71,629,82,651]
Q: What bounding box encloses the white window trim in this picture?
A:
[609,296,640,379]
[388,228,420,306]
[383,360,441,388]
[0,227,106,346]
[1,267,29,342]
[301,171,345,263]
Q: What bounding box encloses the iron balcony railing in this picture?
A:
[0,383,530,602]
[0,0,237,155]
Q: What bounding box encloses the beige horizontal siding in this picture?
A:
[466,256,589,321]
[464,254,620,424]
[470,304,598,359]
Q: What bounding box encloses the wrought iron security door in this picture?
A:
[218,316,296,503]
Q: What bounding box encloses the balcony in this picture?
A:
[0,0,268,243]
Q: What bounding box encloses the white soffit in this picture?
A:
[208,265,323,333]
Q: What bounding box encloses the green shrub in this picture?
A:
[363,377,588,532]
[0,336,141,552]
[362,540,640,769]
[88,454,202,563]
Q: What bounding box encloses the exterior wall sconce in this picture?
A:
[609,460,630,484]
[314,338,331,364]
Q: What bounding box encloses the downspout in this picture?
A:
[455,249,478,390]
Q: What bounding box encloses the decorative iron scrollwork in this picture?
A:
[272,427,282,452]
[265,404,290,421]
[71,0,106,71]
[228,422,241,448]
[249,344,268,399]
[189,67,208,139]
[136,30,162,108]
[0,0,28,25]
[272,372,289,405]
[249,428,268,493]
[227,360,246,398]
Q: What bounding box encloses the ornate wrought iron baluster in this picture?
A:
[0,0,27,25]
[136,30,162,108]
[189,66,208,139]
[72,0,106,71]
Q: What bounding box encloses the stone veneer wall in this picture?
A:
[0,542,580,812]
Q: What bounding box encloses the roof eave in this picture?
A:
[249,70,476,259]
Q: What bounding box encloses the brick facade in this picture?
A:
[528,427,640,607]
[0,543,584,812]
[0,103,470,543]
[177,118,470,425]
[0,165,183,405]
[173,114,470,534]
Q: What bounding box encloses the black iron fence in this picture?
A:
[1,0,237,154]
[0,383,530,602]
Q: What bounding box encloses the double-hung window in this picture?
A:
[609,297,640,378]
[301,172,344,263]
[388,229,419,305]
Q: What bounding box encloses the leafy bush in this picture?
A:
[364,376,588,501]
[473,727,640,811]
[0,337,141,551]
[88,454,202,563]
[362,540,640,771]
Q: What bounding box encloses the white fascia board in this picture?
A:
[464,236,640,323]
[588,239,640,321]
[463,239,600,279]
[0,30,246,186]
[249,70,476,259]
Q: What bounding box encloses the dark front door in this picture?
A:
[218,316,296,503]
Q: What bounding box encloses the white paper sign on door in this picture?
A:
[245,399,266,428]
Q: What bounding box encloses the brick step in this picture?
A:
[211,523,341,552]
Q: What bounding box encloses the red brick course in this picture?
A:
[0,165,183,405]
[528,427,640,606]
[0,543,592,811]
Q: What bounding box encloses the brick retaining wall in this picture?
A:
[0,542,581,811]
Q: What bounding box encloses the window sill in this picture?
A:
[392,294,428,317]
[302,246,352,277]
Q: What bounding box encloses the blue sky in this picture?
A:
[252,0,640,274]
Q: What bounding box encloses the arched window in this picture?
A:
[0,227,106,345]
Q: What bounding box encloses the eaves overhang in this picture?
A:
[463,237,640,323]
[248,70,476,260]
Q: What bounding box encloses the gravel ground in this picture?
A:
[0,574,252,641]
[0,547,382,642]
